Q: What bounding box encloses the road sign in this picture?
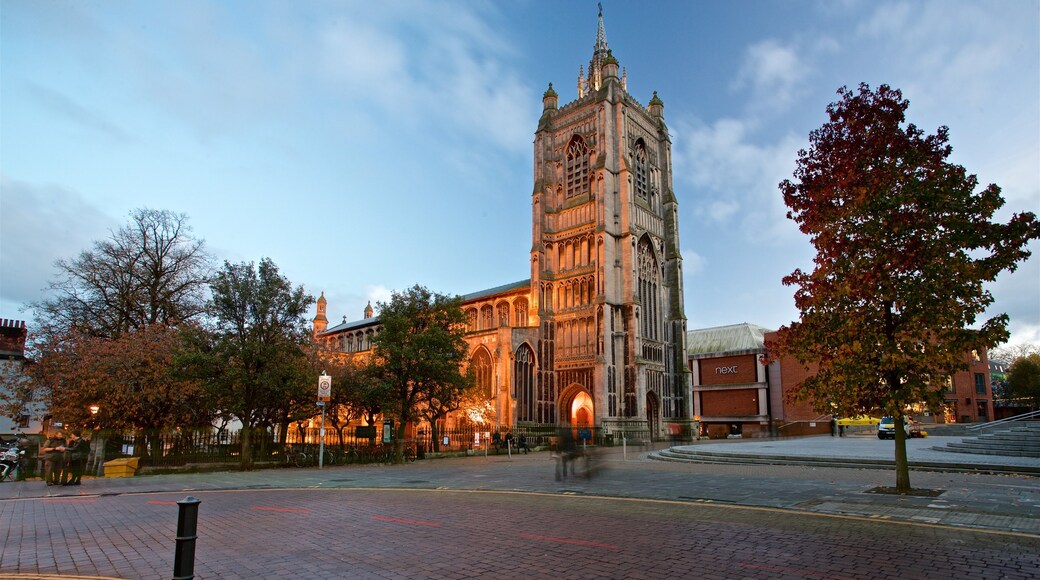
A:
[317,374,332,402]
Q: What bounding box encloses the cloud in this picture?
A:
[24,82,132,144]
[673,117,804,242]
[0,175,115,310]
[732,40,809,113]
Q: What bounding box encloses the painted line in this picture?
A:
[251,505,311,513]
[0,575,123,580]
[146,500,178,505]
[371,515,440,527]
[518,532,618,550]
[41,498,96,503]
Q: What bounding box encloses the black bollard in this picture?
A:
[173,496,201,580]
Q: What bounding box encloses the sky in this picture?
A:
[2,0,1039,347]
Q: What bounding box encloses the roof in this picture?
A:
[686,323,774,356]
[460,279,530,303]
[319,279,531,337]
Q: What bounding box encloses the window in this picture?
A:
[974,373,987,395]
[514,298,528,327]
[481,305,493,330]
[497,302,510,327]
[637,237,660,341]
[472,348,494,399]
[514,344,535,422]
[565,136,591,198]
[633,140,649,200]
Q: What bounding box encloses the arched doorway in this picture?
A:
[559,384,594,427]
[646,391,660,439]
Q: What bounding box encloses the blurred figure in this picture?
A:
[62,431,89,485]
[40,431,67,486]
[554,426,576,481]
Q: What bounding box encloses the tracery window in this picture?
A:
[638,237,660,341]
[481,305,493,330]
[497,302,510,327]
[514,344,535,422]
[565,136,591,199]
[634,140,649,200]
[514,298,528,327]
[471,348,494,399]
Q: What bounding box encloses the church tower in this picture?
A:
[530,8,691,435]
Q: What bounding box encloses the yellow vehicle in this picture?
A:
[836,416,880,427]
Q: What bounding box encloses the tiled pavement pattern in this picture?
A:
[1,436,1038,579]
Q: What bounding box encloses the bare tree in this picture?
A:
[31,208,211,339]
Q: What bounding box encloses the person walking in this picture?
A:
[40,431,67,486]
[62,431,89,486]
[518,434,529,454]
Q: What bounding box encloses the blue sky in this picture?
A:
[2,0,1038,346]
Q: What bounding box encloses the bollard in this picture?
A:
[173,496,202,580]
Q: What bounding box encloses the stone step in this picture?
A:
[648,449,1040,476]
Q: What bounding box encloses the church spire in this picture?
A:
[594,3,609,58]
[579,4,617,97]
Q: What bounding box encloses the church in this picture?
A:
[313,9,693,440]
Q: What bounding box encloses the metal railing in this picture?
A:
[967,409,1040,431]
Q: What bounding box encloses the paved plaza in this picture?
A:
[1,436,1038,579]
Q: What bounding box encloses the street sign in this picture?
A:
[317,374,332,402]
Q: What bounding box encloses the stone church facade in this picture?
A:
[314,10,693,439]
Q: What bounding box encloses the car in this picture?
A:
[877,416,924,439]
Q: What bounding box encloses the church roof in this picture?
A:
[461,279,530,302]
[686,323,774,356]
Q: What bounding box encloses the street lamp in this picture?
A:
[89,404,104,477]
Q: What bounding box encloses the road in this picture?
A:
[1,444,1038,579]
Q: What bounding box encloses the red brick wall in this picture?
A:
[701,389,758,416]
[698,354,757,385]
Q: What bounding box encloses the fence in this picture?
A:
[87,424,657,469]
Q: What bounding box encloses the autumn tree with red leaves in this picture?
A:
[771,84,1040,492]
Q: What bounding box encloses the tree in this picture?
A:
[201,258,314,469]
[770,84,1040,492]
[371,285,470,462]
[1005,354,1040,410]
[24,324,212,462]
[308,350,389,449]
[31,208,211,339]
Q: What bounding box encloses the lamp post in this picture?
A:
[89,404,104,477]
[317,371,331,469]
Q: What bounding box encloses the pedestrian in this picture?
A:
[555,426,576,481]
[830,418,837,437]
[838,423,846,437]
[62,431,89,486]
[518,434,529,454]
[40,431,67,486]
[491,432,502,454]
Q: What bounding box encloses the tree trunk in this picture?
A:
[240,425,254,471]
[893,414,911,492]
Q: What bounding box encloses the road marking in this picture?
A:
[251,505,311,513]
[41,498,96,503]
[518,533,619,550]
[371,515,440,527]
[146,500,178,505]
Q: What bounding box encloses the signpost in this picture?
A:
[317,372,331,469]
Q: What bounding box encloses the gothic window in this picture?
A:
[565,136,591,199]
[481,305,493,330]
[634,140,649,201]
[467,309,478,332]
[497,302,510,327]
[472,348,494,399]
[638,237,660,341]
[514,298,528,327]
[514,344,536,422]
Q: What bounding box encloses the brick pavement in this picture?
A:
[1,439,1038,578]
